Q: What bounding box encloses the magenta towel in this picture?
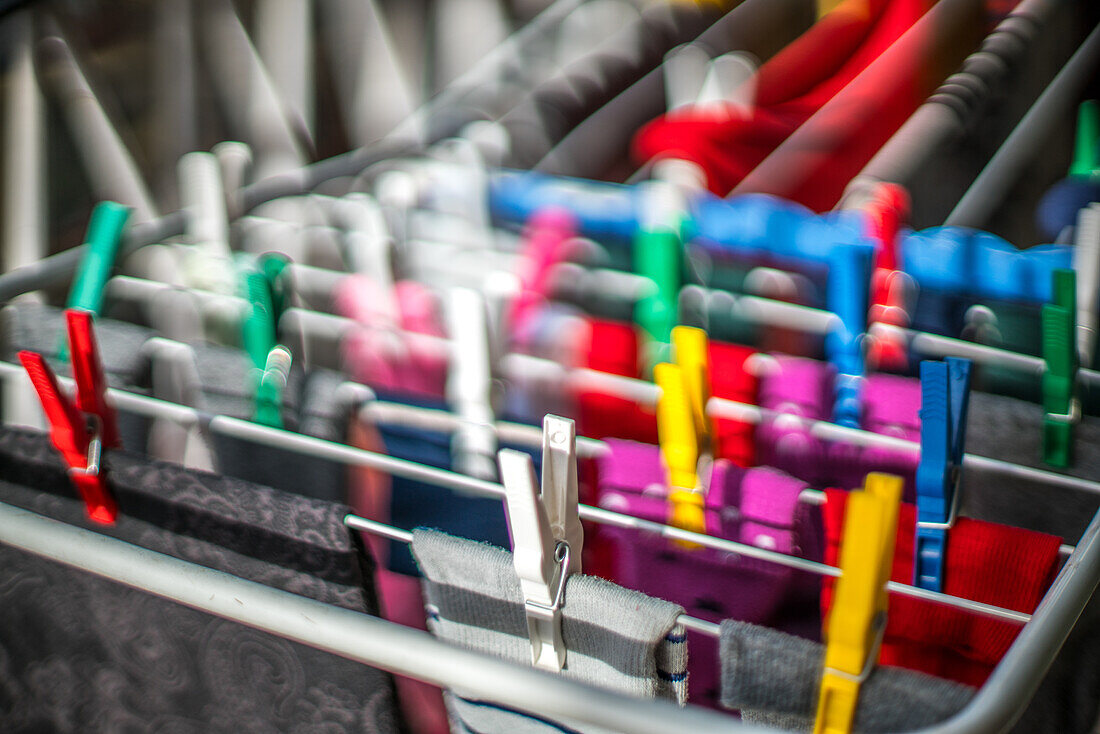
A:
[597,439,817,707]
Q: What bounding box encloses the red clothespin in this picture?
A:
[865,184,912,371]
[18,309,120,524]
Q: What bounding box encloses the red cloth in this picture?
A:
[821,489,1062,686]
[632,0,941,204]
[575,318,757,464]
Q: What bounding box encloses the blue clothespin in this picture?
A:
[826,242,874,428]
[913,357,972,592]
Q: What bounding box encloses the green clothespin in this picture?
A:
[59,202,131,359]
[1069,101,1100,179]
[253,346,292,428]
[1042,268,1078,467]
[241,267,289,427]
[634,210,685,371]
[260,253,290,323]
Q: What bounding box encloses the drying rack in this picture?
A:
[2,1,1100,732]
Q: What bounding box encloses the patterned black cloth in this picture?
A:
[0,425,403,733]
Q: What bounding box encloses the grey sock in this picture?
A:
[719,620,975,733]
[411,528,688,734]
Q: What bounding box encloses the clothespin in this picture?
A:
[59,202,131,360]
[499,415,583,672]
[814,473,902,734]
[864,184,912,372]
[241,267,290,427]
[826,242,875,428]
[445,288,499,481]
[1042,269,1078,467]
[913,357,971,592]
[19,309,120,524]
[656,326,714,538]
[179,151,235,295]
[635,182,686,368]
[664,44,757,121]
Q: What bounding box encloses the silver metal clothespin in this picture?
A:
[445,288,499,481]
[499,414,583,672]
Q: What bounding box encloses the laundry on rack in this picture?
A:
[0,424,402,732]
[822,488,1062,687]
[411,528,688,734]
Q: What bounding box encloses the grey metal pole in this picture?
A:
[0,500,768,734]
[945,19,1100,227]
[840,0,1065,210]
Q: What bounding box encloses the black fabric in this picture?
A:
[0,425,403,733]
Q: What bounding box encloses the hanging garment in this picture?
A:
[1,303,351,503]
[720,619,975,733]
[597,441,822,707]
[410,528,688,734]
[0,425,402,733]
[633,0,983,210]
[822,488,1061,687]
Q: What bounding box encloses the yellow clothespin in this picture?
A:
[656,326,713,539]
[813,473,902,734]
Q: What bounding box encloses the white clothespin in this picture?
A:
[696,52,757,119]
[499,414,583,672]
[142,338,217,471]
[445,288,498,481]
[664,44,757,121]
[179,151,235,295]
[1074,203,1100,367]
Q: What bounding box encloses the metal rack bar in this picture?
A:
[0,500,763,734]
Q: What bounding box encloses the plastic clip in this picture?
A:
[656,326,714,540]
[1042,269,1078,467]
[913,357,971,592]
[446,288,499,481]
[19,309,120,524]
[814,473,902,734]
[499,415,583,672]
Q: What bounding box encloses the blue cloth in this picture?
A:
[373,394,541,576]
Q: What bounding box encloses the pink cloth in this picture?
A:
[336,276,448,398]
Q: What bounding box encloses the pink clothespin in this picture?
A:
[508,207,576,342]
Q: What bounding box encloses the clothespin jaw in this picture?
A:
[671,326,713,450]
[1042,269,1078,468]
[59,202,130,360]
[19,309,120,524]
[913,358,971,591]
[540,415,583,574]
[253,346,292,428]
[1069,100,1100,179]
[500,416,584,672]
[826,243,874,429]
[242,268,278,371]
[67,202,131,316]
[655,362,705,537]
[814,473,902,734]
[635,182,686,367]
